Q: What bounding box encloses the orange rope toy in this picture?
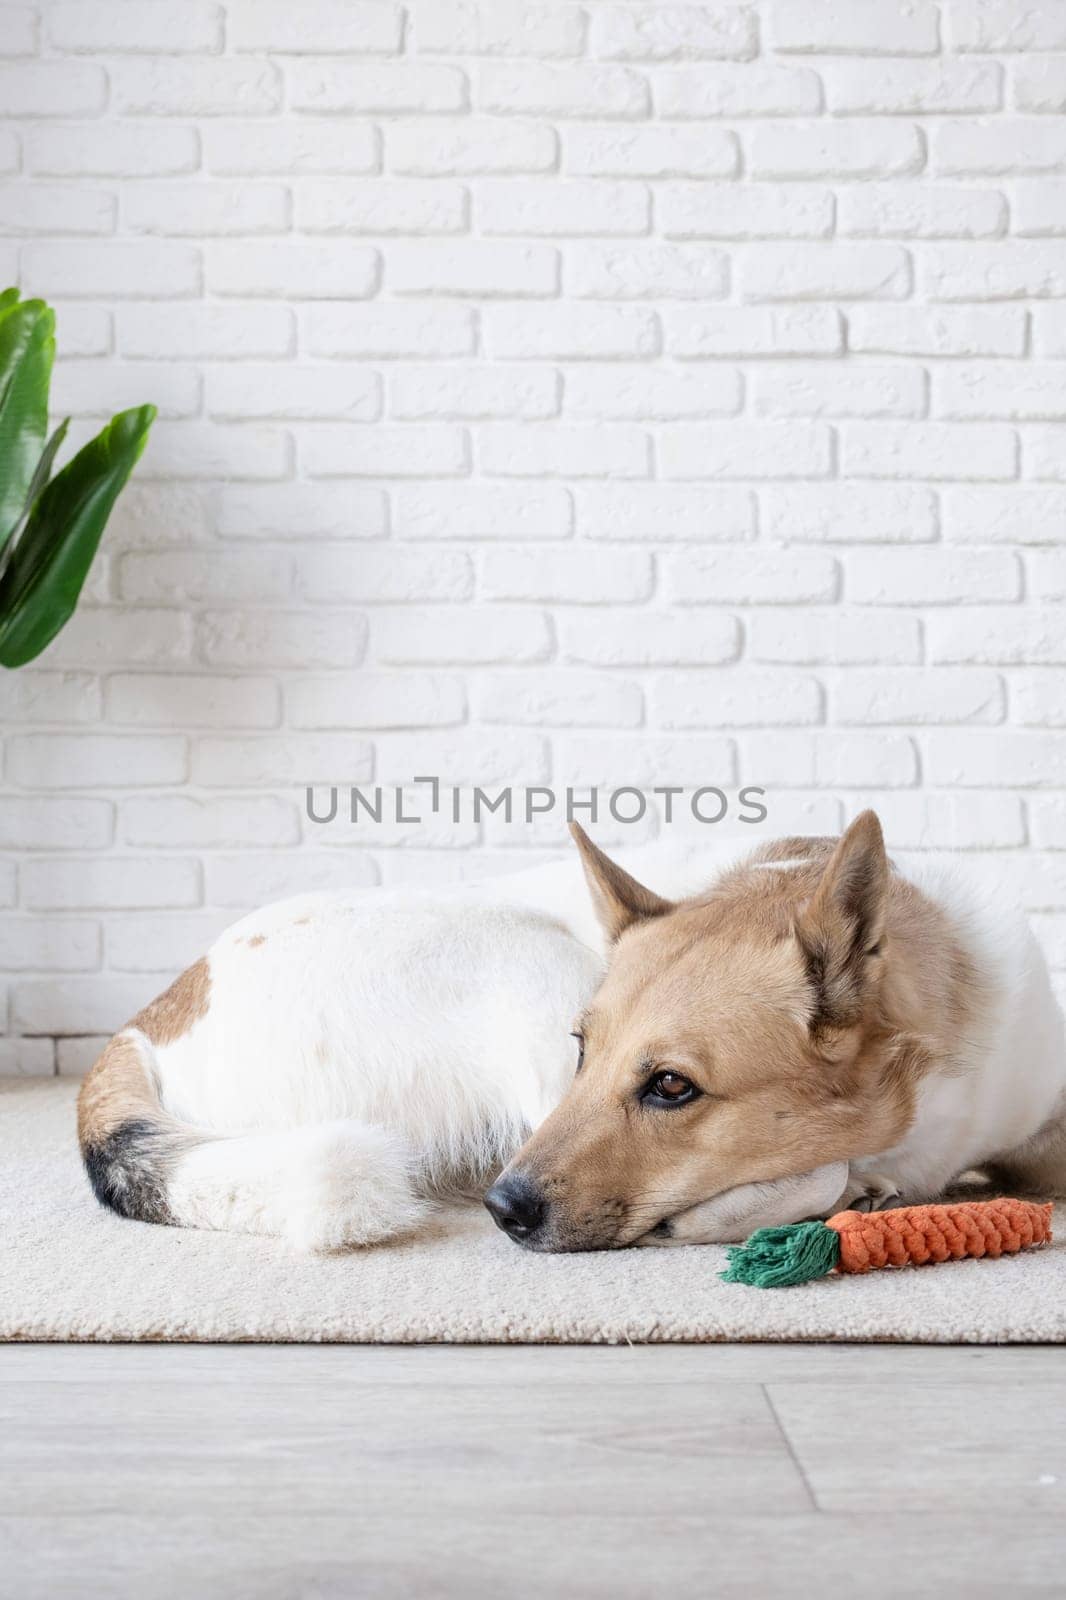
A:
[722,1197,1053,1288]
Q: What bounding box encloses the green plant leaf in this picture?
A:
[0,287,21,315]
[0,296,55,551]
[0,404,156,668]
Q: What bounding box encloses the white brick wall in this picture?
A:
[3,0,1066,1067]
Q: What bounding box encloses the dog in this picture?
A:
[78,812,1066,1252]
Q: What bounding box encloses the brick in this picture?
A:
[477,178,649,236]
[207,366,380,423]
[590,6,756,61]
[49,362,198,423]
[485,304,659,359]
[375,729,548,785]
[204,852,378,908]
[848,548,1021,604]
[0,61,106,116]
[207,241,379,299]
[105,674,280,729]
[286,673,466,730]
[838,185,1005,240]
[7,733,186,789]
[121,796,299,848]
[937,365,1066,420]
[662,549,838,604]
[0,919,99,973]
[204,121,379,176]
[742,242,910,302]
[0,1039,55,1077]
[926,731,1066,787]
[199,610,366,669]
[1013,57,1066,114]
[111,58,280,116]
[140,423,290,481]
[55,1038,108,1076]
[415,3,584,56]
[308,304,476,358]
[842,423,1017,480]
[26,123,198,177]
[748,121,923,179]
[943,487,1066,543]
[299,546,472,602]
[390,365,559,420]
[387,240,558,297]
[560,608,738,664]
[934,120,1066,175]
[480,424,650,478]
[652,669,821,728]
[0,184,115,236]
[564,365,740,419]
[49,1,221,51]
[770,0,938,54]
[106,913,234,973]
[569,242,727,300]
[0,671,100,725]
[848,306,1026,357]
[822,59,1001,113]
[373,607,551,664]
[21,242,200,299]
[479,546,652,602]
[1014,672,1066,727]
[930,608,1066,665]
[666,305,842,357]
[661,183,833,240]
[1014,181,1066,238]
[0,861,14,908]
[0,8,36,56]
[216,484,387,540]
[660,422,832,479]
[835,669,1004,726]
[117,547,291,601]
[230,0,402,50]
[42,608,192,667]
[477,671,642,727]
[192,735,372,788]
[288,60,466,113]
[577,483,754,540]
[951,5,1066,52]
[1029,553,1066,601]
[393,483,572,539]
[655,63,821,116]
[754,364,925,419]
[105,484,211,551]
[0,797,112,852]
[302,425,467,478]
[388,119,556,175]
[13,978,162,1037]
[861,793,1025,849]
[123,182,289,236]
[748,610,922,664]
[297,180,467,235]
[565,124,738,177]
[119,303,294,360]
[478,62,649,118]
[1026,427,1066,481]
[46,305,112,357]
[555,733,735,787]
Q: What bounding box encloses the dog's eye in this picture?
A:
[571,1031,585,1073]
[643,1071,699,1108]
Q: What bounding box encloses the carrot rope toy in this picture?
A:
[721,1197,1053,1289]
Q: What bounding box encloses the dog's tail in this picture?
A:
[77,1030,429,1251]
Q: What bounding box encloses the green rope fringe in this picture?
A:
[720,1219,841,1288]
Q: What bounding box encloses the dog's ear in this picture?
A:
[794,810,888,1034]
[569,822,674,941]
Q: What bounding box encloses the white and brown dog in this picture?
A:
[78,813,1066,1252]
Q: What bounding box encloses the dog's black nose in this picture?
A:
[484,1174,545,1242]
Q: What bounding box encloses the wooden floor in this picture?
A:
[1,1344,1064,1599]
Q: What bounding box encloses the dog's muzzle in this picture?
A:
[483,1173,546,1245]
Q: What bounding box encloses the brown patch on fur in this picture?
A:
[130,956,211,1047]
[78,1031,156,1150]
[503,815,980,1251]
[294,916,311,926]
[246,934,266,948]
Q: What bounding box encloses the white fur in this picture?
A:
[150,836,1065,1249]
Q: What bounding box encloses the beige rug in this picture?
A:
[3,1080,1064,1343]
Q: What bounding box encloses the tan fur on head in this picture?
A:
[500,813,959,1252]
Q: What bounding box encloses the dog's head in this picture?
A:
[486,811,923,1251]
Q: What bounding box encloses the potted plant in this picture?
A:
[0,287,155,667]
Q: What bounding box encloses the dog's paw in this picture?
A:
[836,1173,901,1215]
